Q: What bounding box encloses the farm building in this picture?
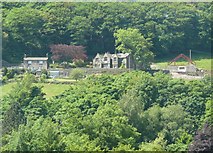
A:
[168,54,197,73]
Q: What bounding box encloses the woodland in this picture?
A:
[2,2,212,63]
[0,72,212,151]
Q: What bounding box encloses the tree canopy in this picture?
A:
[114,28,154,69]
[0,71,212,151]
[50,44,87,62]
[2,2,211,63]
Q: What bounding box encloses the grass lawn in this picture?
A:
[0,82,71,99]
[0,82,16,99]
[46,78,76,83]
[155,58,212,71]
[37,83,71,99]
[154,51,212,71]
[195,59,212,70]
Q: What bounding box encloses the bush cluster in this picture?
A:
[1,67,25,83]
[0,71,212,151]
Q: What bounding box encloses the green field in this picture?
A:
[46,78,76,83]
[0,82,16,99]
[155,58,212,71]
[37,83,71,99]
[0,82,71,99]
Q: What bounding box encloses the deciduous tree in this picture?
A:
[114,28,154,69]
[50,44,87,62]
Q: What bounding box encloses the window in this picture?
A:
[104,57,108,61]
[178,66,186,72]
[103,64,108,68]
[28,61,32,64]
[114,57,117,61]
[178,66,186,70]
[39,61,43,64]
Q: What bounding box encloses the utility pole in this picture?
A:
[129,55,130,71]
[189,49,192,60]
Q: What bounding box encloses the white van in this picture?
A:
[178,66,186,73]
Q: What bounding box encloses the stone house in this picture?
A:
[23,55,48,71]
[93,52,133,69]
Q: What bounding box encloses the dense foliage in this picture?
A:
[0,71,212,151]
[114,28,154,69]
[2,2,212,63]
[1,67,25,83]
[188,123,213,152]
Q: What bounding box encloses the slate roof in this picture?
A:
[24,57,48,61]
[117,53,130,58]
[95,53,130,59]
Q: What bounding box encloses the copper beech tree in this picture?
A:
[50,44,87,63]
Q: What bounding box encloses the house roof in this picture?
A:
[103,52,112,58]
[94,52,130,59]
[24,57,48,61]
[95,53,103,58]
[117,53,130,58]
[168,54,195,65]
